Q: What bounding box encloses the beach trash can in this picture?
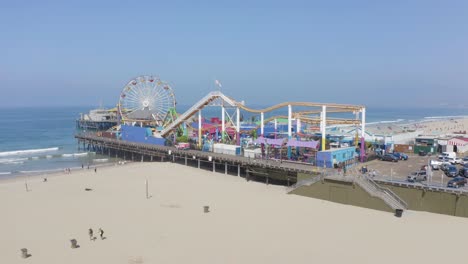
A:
[70,239,79,249]
[204,206,210,213]
[395,209,403,218]
[21,248,29,258]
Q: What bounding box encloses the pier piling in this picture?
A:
[74,134,319,186]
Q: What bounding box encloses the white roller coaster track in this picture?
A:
[160,91,364,137]
[160,91,237,136]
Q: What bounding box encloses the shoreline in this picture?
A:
[333,116,468,137]
[0,161,131,185]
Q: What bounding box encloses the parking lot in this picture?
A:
[360,154,467,189]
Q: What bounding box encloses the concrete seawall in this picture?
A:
[379,183,468,217]
[290,174,468,218]
[290,177,393,213]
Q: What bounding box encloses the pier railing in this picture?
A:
[75,133,319,175]
[355,175,408,210]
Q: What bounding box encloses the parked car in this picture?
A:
[379,154,399,162]
[440,157,450,163]
[418,150,427,156]
[445,165,459,177]
[460,156,468,165]
[438,151,457,160]
[430,160,442,170]
[392,152,408,160]
[440,162,452,172]
[459,167,468,178]
[407,170,427,183]
[447,176,467,188]
[446,157,462,165]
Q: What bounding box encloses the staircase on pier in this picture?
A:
[354,175,408,211]
[289,173,408,212]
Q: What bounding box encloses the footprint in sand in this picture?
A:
[128,256,144,264]
[161,203,181,208]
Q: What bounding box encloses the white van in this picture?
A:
[438,152,456,160]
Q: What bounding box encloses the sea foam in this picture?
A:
[62,152,89,158]
[93,158,109,163]
[0,147,59,157]
[0,158,28,164]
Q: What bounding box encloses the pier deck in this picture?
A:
[75,134,322,176]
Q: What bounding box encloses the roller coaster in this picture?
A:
[159,90,366,160]
[112,76,367,162]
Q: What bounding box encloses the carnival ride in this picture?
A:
[112,76,367,161]
[159,90,366,160]
[159,91,364,136]
[118,75,176,127]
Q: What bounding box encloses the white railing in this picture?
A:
[355,175,408,210]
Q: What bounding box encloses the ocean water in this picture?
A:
[0,106,466,179]
[0,107,115,178]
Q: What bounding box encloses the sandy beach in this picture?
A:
[408,117,468,136]
[1,162,468,264]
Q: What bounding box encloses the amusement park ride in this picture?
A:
[118,75,177,128]
[109,75,367,163]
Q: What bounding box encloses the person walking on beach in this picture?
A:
[94,167,97,173]
[88,228,94,241]
[98,228,104,240]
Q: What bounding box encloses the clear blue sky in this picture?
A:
[1,0,467,108]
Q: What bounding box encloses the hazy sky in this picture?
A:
[1,0,467,108]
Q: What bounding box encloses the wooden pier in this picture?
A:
[75,133,325,184]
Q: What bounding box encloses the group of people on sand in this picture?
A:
[64,168,72,174]
[81,164,97,173]
[88,228,105,241]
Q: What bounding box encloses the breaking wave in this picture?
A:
[0,158,28,164]
[0,147,60,157]
[62,152,89,158]
[93,158,109,163]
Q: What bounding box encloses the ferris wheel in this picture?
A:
[118,75,176,125]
